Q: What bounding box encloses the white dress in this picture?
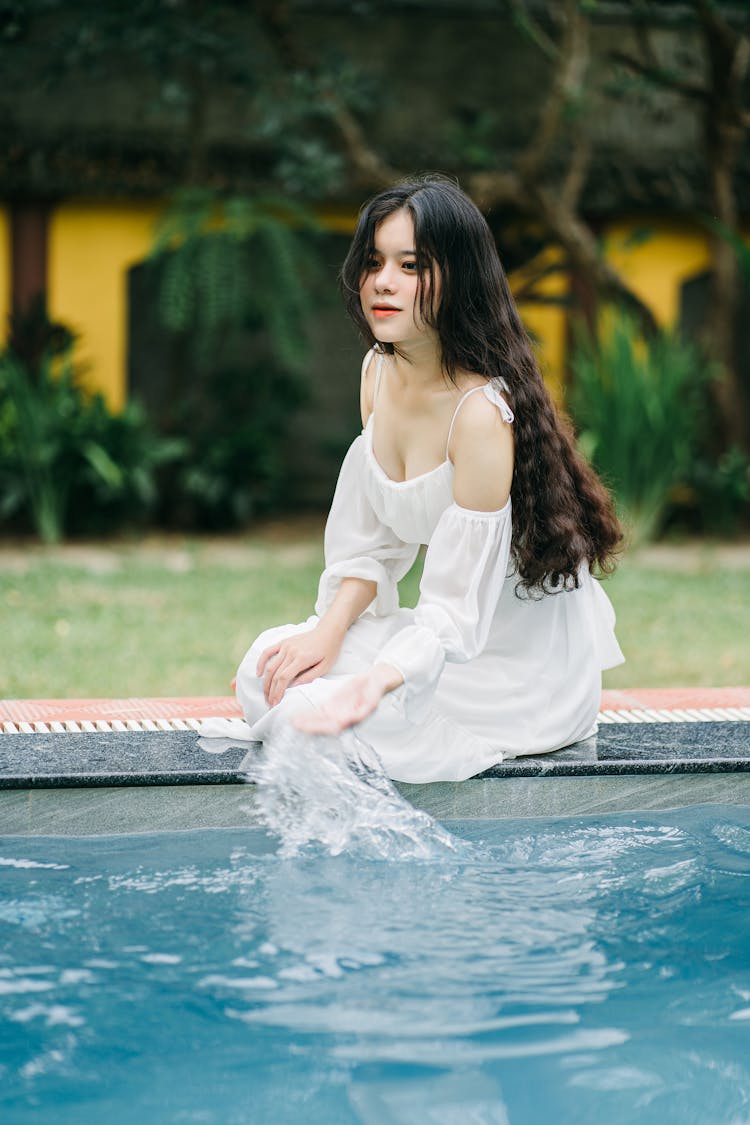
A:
[235,349,624,784]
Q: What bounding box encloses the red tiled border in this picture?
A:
[601,687,750,710]
[1,687,750,725]
[0,697,244,724]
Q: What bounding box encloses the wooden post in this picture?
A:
[9,202,50,352]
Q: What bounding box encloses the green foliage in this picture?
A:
[443,110,500,172]
[162,360,308,530]
[147,191,318,529]
[0,346,182,543]
[151,190,318,371]
[569,314,713,542]
[686,445,750,536]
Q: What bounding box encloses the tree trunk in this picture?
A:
[698,1,750,448]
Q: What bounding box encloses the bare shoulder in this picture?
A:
[450,386,514,511]
[359,349,378,426]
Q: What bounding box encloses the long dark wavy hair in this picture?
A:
[340,174,622,592]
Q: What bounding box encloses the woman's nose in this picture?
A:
[374,262,396,291]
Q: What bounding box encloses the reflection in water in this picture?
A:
[226,821,619,1069]
[348,1069,510,1124]
[1,797,750,1122]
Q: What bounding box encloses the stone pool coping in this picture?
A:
[1,688,749,829]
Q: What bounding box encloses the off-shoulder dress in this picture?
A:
[234,348,624,783]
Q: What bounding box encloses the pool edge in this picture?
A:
[3,775,750,835]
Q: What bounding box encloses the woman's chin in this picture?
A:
[371,325,418,347]
[368,321,400,342]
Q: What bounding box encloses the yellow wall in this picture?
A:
[0,206,9,347]
[48,201,163,409]
[509,219,715,393]
[602,217,712,328]
[314,205,358,234]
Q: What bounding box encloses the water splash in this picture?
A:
[246,725,460,860]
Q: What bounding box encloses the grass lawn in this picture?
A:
[1,524,748,698]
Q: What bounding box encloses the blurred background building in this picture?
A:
[1,0,749,537]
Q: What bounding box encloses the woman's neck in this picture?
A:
[389,336,445,391]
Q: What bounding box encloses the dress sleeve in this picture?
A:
[314,435,420,618]
[376,499,513,721]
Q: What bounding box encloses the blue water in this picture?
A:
[2,806,750,1124]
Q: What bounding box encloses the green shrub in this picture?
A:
[151,190,317,371]
[569,314,713,542]
[683,445,750,536]
[0,347,182,542]
[157,359,308,529]
[146,191,317,528]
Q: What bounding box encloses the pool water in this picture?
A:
[2,805,750,1124]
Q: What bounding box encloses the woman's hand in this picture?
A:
[257,623,344,708]
[293,663,403,735]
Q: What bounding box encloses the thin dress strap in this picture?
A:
[445,383,515,459]
[373,350,385,407]
[360,348,386,415]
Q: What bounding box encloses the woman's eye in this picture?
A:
[402,261,417,271]
[366,258,381,270]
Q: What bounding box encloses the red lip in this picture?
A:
[372,306,400,319]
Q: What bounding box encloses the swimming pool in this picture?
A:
[2,729,750,1124]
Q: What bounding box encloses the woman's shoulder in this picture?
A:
[450,379,513,440]
[449,379,514,512]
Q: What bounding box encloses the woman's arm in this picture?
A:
[258,576,376,707]
[295,390,514,734]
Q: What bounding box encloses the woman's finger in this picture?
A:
[287,662,326,691]
[256,642,282,677]
[267,655,310,706]
[263,652,287,703]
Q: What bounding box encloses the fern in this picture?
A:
[569,314,714,542]
[151,192,319,371]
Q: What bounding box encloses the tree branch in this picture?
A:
[561,133,591,211]
[318,91,403,189]
[256,0,402,189]
[511,258,572,304]
[609,49,708,101]
[471,4,657,333]
[502,0,559,62]
[468,165,658,334]
[517,0,589,184]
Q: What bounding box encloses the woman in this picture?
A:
[234,175,624,783]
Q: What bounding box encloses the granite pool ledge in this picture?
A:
[0,720,749,789]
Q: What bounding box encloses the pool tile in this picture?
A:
[2,687,750,729]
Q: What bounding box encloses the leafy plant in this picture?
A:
[161,359,308,529]
[684,445,750,536]
[569,314,713,542]
[145,190,319,529]
[0,346,182,542]
[151,190,319,371]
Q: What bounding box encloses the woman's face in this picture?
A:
[359,208,438,345]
